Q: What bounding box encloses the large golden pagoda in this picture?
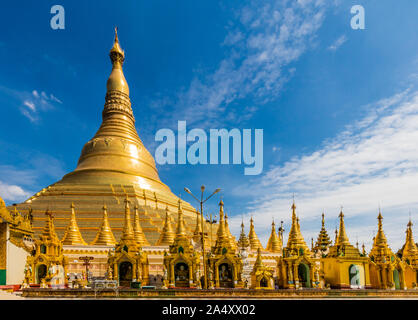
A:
[11,28,208,244]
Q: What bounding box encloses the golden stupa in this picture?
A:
[10,28,209,245]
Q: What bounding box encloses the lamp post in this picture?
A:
[184,186,220,290]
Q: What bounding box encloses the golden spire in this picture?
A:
[41,209,59,242]
[58,28,180,206]
[369,210,392,260]
[213,199,232,253]
[314,213,331,252]
[107,26,129,95]
[193,209,202,237]
[91,204,117,246]
[266,220,281,253]
[286,200,309,252]
[133,203,150,246]
[237,220,250,249]
[216,199,227,241]
[336,208,350,245]
[225,212,237,250]
[254,247,263,268]
[62,203,87,245]
[157,206,175,246]
[121,196,135,241]
[175,200,187,238]
[402,219,418,259]
[248,216,263,251]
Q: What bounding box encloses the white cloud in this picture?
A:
[153,0,331,128]
[0,85,62,123]
[327,34,347,51]
[0,181,31,203]
[229,88,418,252]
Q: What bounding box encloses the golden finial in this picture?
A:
[107,27,129,95]
[336,207,350,245]
[133,203,150,246]
[121,195,134,241]
[266,218,281,253]
[157,206,175,246]
[62,202,87,245]
[175,199,187,237]
[91,203,117,246]
[248,215,263,251]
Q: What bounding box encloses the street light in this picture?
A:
[184,185,221,289]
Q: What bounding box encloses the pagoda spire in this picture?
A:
[213,199,232,253]
[175,200,187,238]
[157,206,175,246]
[266,220,281,253]
[237,220,250,249]
[193,209,202,242]
[248,216,263,251]
[121,196,134,241]
[286,200,309,252]
[254,247,264,268]
[91,204,116,246]
[133,203,150,246]
[225,212,237,250]
[369,210,393,260]
[107,26,129,95]
[314,213,331,252]
[62,203,87,245]
[402,219,418,259]
[336,208,350,245]
[41,208,59,242]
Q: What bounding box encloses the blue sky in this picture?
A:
[1,0,418,251]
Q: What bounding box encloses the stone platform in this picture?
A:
[21,288,418,299]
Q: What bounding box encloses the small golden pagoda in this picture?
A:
[250,248,274,289]
[248,217,263,251]
[397,219,418,287]
[208,200,243,288]
[61,203,87,245]
[225,212,238,251]
[369,211,406,289]
[237,221,250,250]
[157,207,175,246]
[133,204,150,246]
[313,213,332,256]
[25,209,68,286]
[321,209,371,289]
[91,204,117,246]
[266,220,282,253]
[192,209,202,245]
[107,197,149,287]
[164,200,200,288]
[278,201,318,289]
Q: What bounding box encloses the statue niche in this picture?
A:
[218,263,233,288]
[119,261,133,287]
[174,262,189,287]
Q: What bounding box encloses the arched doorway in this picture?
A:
[119,261,133,287]
[298,263,311,288]
[260,277,268,288]
[174,262,189,287]
[393,269,401,290]
[218,263,233,288]
[37,264,47,284]
[349,264,360,288]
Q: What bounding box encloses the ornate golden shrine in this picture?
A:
[251,248,274,289]
[163,201,200,288]
[24,210,68,287]
[322,210,371,289]
[397,220,418,288]
[369,211,407,289]
[107,197,149,287]
[278,201,319,289]
[207,200,243,289]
